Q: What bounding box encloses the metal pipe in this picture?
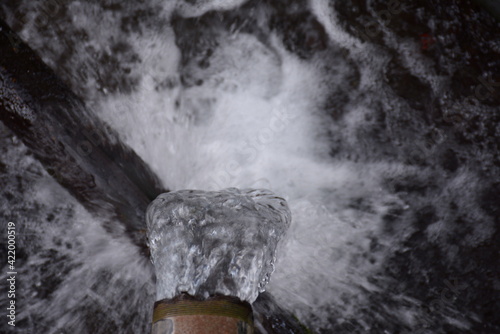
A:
[152,294,254,334]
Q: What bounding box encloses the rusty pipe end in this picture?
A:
[152,293,254,334]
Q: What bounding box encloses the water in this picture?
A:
[0,0,499,333]
[146,188,290,302]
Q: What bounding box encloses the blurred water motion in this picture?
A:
[0,0,499,333]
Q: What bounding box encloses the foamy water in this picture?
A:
[90,2,426,328]
[1,0,498,333]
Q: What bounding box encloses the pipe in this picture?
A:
[152,294,253,334]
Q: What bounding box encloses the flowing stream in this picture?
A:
[0,1,499,333]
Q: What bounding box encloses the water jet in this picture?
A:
[147,188,291,333]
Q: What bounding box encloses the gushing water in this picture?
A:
[146,188,290,302]
[1,0,498,333]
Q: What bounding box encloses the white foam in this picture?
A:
[7,1,483,331]
[94,15,403,328]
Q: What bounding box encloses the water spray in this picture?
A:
[146,188,291,333]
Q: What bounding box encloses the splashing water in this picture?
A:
[147,188,290,302]
[1,0,499,333]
